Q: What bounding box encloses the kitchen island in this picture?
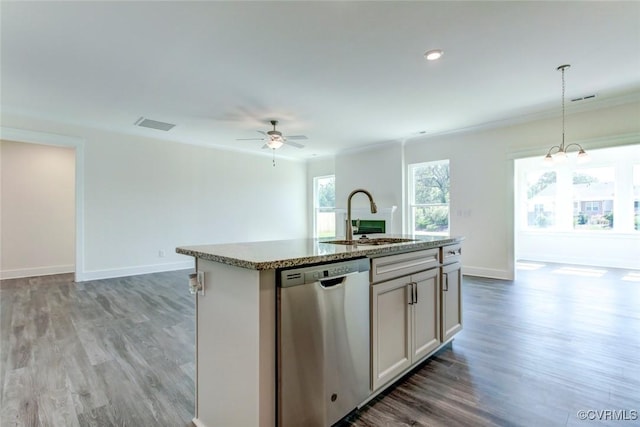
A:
[176,235,463,427]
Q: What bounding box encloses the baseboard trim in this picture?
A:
[463,266,513,280]
[0,264,74,280]
[192,418,208,427]
[77,261,194,282]
[517,254,640,270]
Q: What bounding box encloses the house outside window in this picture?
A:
[583,201,600,213]
[313,175,335,238]
[573,167,614,230]
[408,160,450,235]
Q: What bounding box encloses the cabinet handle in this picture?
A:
[443,273,449,291]
[407,283,414,305]
[412,281,418,304]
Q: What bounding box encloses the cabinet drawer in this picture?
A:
[371,249,439,283]
[441,244,462,265]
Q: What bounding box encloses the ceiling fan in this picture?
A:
[236,120,307,150]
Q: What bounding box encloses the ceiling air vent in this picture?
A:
[134,117,176,131]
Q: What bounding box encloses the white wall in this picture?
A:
[335,143,404,234]
[1,114,308,281]
[3,99,638,281]
[0,140,75,278]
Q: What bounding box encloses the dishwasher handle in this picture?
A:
[319,276,346,288]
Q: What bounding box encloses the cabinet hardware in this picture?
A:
[443,272,449,291]
[406,282,419,305]
[412,281,418,304]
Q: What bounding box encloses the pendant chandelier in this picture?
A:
[544,64,589,163]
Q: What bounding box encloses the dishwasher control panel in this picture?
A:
[279,258,369,288]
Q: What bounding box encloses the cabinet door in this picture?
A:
[371,277,412,391]
[411,268,441,362]
[441,262,463,342]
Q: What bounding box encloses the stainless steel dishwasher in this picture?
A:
[278,257,370,427]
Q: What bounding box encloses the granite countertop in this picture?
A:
[175,235,463,270]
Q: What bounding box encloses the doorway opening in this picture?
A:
[0,127,84,281]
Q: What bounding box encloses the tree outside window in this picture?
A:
[409,160,450,235]
[526,171,557,228]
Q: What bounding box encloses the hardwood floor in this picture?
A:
[1,262,639,426]
[0,271,196,427]
[343,262,640,427]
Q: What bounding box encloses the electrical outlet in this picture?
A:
[159,250,165,258]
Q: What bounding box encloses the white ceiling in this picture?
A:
[2,1,639,160]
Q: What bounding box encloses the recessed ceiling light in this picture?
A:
[424,49,444,61]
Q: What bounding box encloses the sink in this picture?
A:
[323,237,417,246]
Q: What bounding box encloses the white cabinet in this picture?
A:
[370,243,463,393]
[441,261,462,342]
[411,268,441,361]
[371,276,411,391]
[440,244,462,343]
[370,264,440,391]
[370,249,439,283]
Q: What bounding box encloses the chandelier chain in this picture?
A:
[544,63,587,163]
[561,66,566,149]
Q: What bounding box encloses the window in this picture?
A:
[516,144,640,234]
[526,170,556,228]
[584,201,600,212]
[313,175,335,238]
[572,167,614,230]
[634,165,640,231]
[408,160,450,235]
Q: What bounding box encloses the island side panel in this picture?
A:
[259,269,276,427]
[194,259,276,427]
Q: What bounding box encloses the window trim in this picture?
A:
[407,159,450,236]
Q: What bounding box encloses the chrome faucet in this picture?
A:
[346,189,378,241]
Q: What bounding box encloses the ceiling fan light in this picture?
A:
[267,139,283,149]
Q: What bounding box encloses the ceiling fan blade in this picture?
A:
[261,144,271,150]
[283,140,305,149]
[236,138,264,141]
[257,130,268,136]
[285,135,308,140]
